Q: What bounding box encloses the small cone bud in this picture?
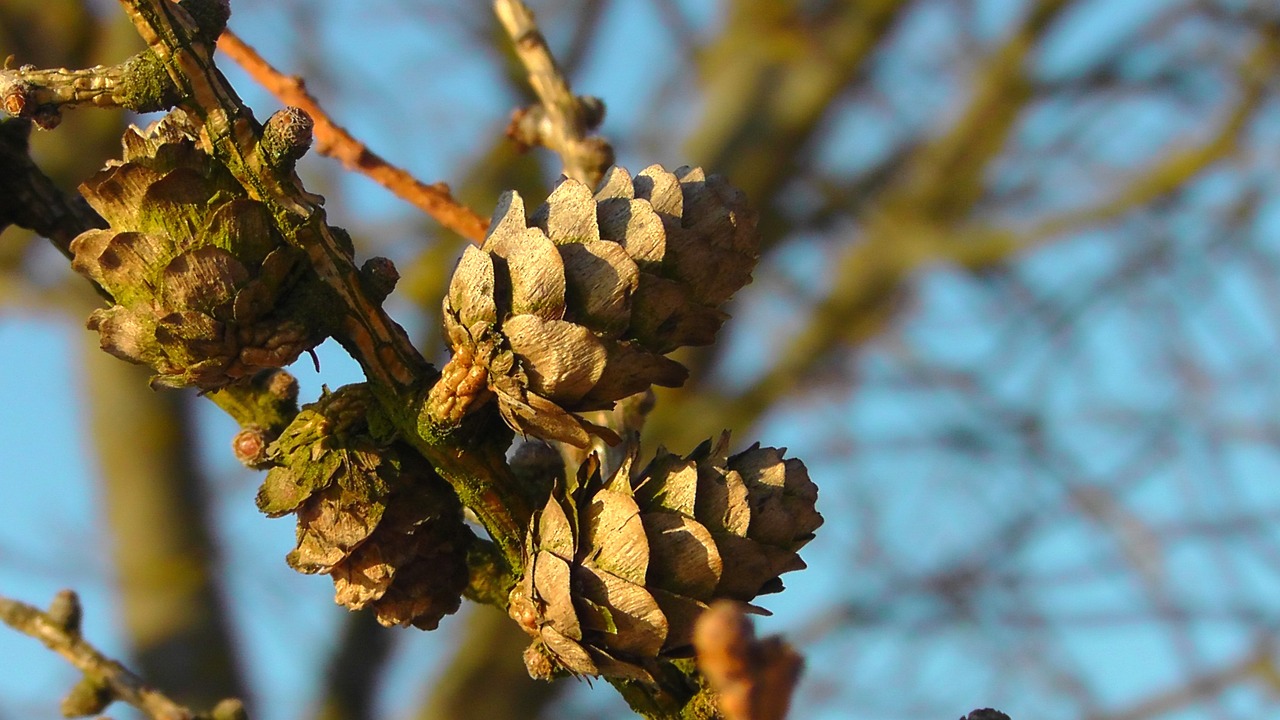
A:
[60,675,112,718]
[258,384,470,630]
[232,425,270,468]
[359,256,400,303]
[46,589,82,635]
[211,698,249,720]
[261,106,314,169]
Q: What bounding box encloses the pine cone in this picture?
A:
[439,165,759,447]
[508,434,821,680]
[70,111,327,390]
[256,384,470,630]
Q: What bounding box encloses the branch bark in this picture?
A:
[116,0,532,566]
[493,0,613,187]
[0,117,105,258]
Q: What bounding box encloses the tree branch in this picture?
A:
[0,590,244,720]
[214,30,490,244]
[1091,643,1273,720]
[0,50,180,128]
[85,352,249,707]
[0,0,530,571]
[647,0,1073,449]
[0,117,106,258]
[313,611,394,720]
[116,0,531,566]
[493,0,613,187]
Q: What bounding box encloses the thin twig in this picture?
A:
[0,51,181,128]
[0,590,243,720]
[493,0,613,187]
[1089,642,1273,720]
[215,30,489,244]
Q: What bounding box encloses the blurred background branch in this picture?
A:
[0,589,238,720]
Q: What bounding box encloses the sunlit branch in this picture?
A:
[0,590,245,720]
[216,30,490,244]
[694,602,804,720]
[493,0,613,187]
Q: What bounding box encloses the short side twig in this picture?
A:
[0,51,181,129]
[215,30,489,244]
[0,590,244,720]
[694,601,805,720]
[493,0,613,187]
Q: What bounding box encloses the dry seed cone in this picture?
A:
[256,384,470,630]
[508,434,821,680]
[439,165,759,447]
[70,110,328,390]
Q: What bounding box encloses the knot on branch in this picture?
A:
[61,675,113,718]
[506,94,606,151]
[256,384,472,630]
[2,79,31,116]
[1,79,61,129]
[508,433,820,680]
[232,424,271,468]
[70,112,332,390]
[434,165,759,447]
[261,106,314,170]
[358,255,399,303]
[46,589,83,635]
[180,0,232,43]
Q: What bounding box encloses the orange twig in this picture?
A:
[216,30,489,244]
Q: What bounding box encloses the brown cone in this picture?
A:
[70,110,327,390]
[439,165,759,447]
[257,384,470,630]
[509,434,820,680]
